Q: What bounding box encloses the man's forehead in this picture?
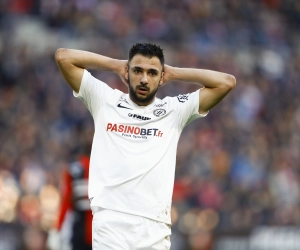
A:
[129,54,162,71]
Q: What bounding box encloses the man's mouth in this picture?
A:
[137,86,149,95]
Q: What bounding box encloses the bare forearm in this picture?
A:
[165,65,236,89]
[55,48,127,92]
[55,48,122,73]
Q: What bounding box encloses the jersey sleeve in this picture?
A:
[174,89,208,129]
[73,69,113,120]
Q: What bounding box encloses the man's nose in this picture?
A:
[140,73,148,84]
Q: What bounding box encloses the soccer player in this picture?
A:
[55,155,92,250]
[55,43,236,249]
[47,125,93,250]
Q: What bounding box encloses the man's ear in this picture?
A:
[125,65,129,80]
[158,71,164,86]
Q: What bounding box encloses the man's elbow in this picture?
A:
[224,74,236,90]
[55,48,68,65]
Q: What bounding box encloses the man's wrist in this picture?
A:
[164,65,176,82]
[111,59,126,73]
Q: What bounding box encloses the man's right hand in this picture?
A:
[115,60,129,87]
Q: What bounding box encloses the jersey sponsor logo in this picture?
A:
[177,93,190,103]
[153,109,166,117]
[117,103,132,110]
[106,123,163,139]
[128,113,151,121]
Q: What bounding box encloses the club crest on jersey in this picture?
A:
[153,109,166,117]
[177,94,190,103]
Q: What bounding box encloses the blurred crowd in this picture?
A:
[0,0,300,249]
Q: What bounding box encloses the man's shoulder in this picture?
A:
[162,91,199,104]
[101,87,125,100]
[156,94,186,107]
[110,88,124,95]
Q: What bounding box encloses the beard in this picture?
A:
[128,76,159,105]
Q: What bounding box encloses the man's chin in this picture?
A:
[133,93,154,104]
[129,84,157,105]
[136,92,148,99]
[136,95,150,103]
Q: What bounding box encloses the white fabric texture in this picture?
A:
[92,208,171,250]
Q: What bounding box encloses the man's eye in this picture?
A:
[134,69,141,73]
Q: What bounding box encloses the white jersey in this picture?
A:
[74,70,207,224]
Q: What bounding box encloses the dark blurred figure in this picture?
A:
[0,222,24,250]
[47,124,93,250]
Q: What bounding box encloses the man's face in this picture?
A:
[126,54,164,106]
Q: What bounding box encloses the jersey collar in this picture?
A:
[125,94,157,111]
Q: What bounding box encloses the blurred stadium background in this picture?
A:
[1,0,300,249]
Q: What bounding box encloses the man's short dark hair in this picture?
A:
[129,43,165,67]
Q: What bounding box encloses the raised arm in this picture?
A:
[163,65,236,114]
[55,49,127,93]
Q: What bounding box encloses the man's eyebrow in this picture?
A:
[131,66,159,73]
[148,68,158,72]
[132,66,143,70]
